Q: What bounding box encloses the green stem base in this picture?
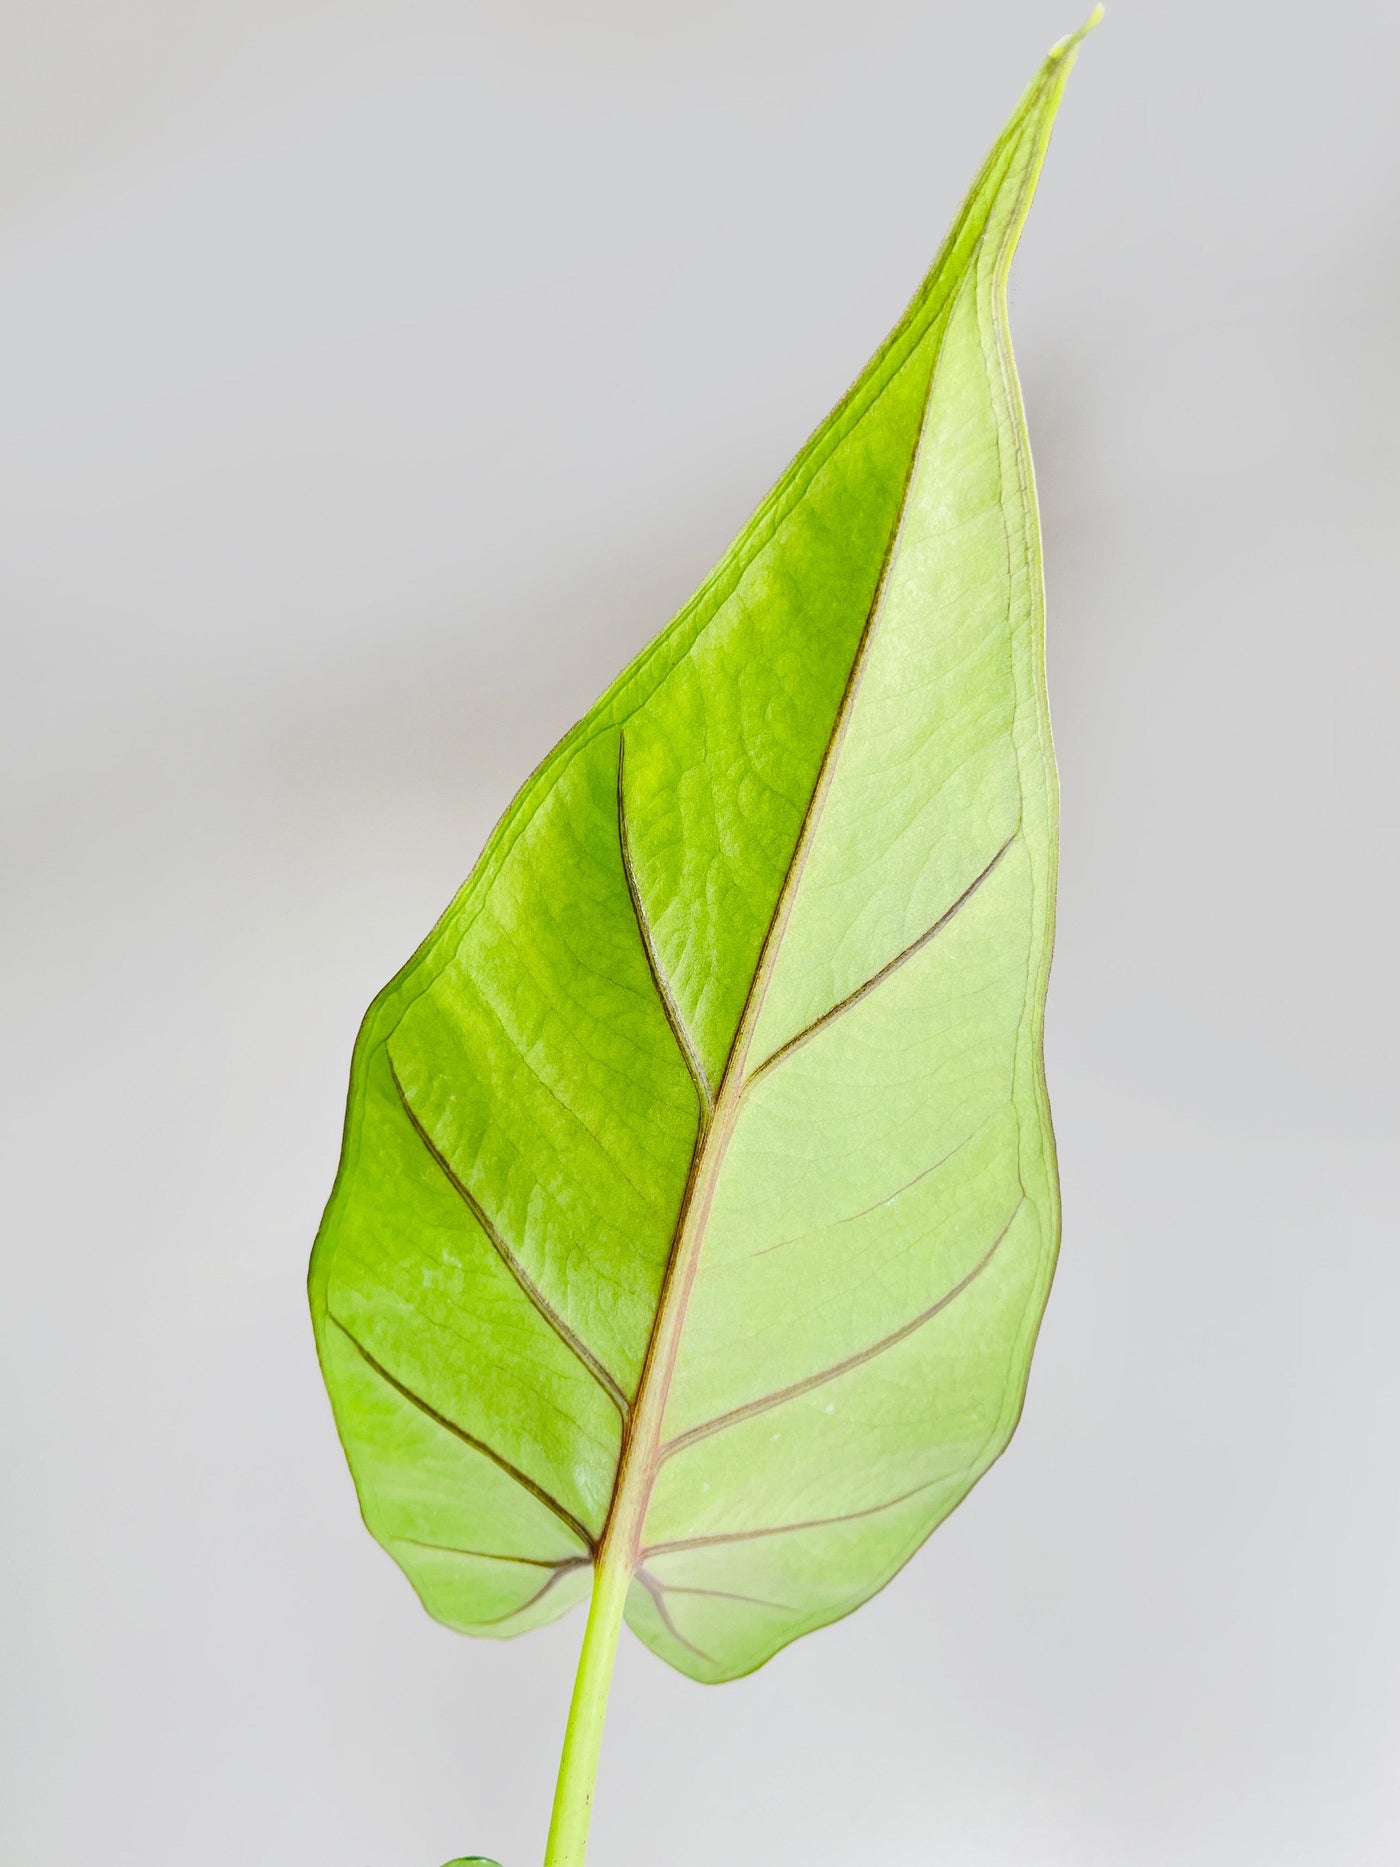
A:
[542,1553,631,1867]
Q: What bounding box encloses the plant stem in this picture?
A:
[542,1547,631,1867]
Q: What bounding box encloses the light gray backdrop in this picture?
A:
[3,2,1396,1863]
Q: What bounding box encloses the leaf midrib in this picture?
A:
[596,282,965,1580]
[599,102,1053,1588]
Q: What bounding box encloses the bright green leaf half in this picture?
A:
[311,23,1085,1686]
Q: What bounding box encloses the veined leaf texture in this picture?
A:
[310,24,1087,1686]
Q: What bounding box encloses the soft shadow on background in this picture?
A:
[2,3,1397,1864]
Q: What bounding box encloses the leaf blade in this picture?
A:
[310,20,1088,1677]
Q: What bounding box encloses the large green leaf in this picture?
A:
[311,24,1084,1689]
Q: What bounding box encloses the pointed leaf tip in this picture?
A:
[1053,6,1104,59]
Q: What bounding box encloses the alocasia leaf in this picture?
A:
[310,15,1092,1857]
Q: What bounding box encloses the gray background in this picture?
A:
[3,2,1396,1863]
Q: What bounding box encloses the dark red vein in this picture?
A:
[390,1537,588,1571]
[644,1578,796,1613]
[748,1115,992,1262]
[616,731,715,1120]
[634,1568,715,1664]
[386,1052,629,1419]
[472,1562,586,1627]
[658,1196,1023,1465]
[329,1315,595,1552]
[641,1471,956,1559]
[745,831,1019,1089]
